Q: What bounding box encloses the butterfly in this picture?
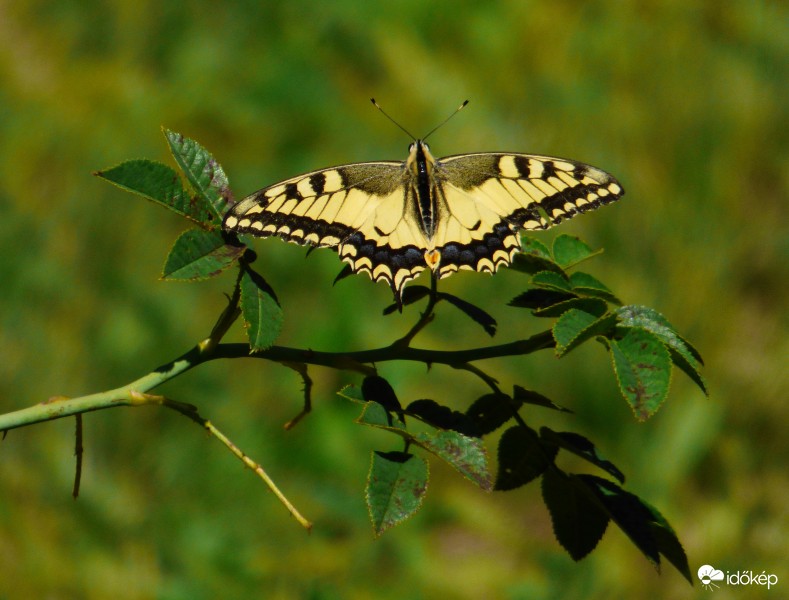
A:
[223,115,623,302]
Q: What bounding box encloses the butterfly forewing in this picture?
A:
[437,152,623,227]
[223,143,624,300]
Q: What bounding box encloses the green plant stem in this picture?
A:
[0,345,203,432]
[392,273,439,347]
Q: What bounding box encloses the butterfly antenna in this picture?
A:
[370,98,416,140]
[423,100,469,142]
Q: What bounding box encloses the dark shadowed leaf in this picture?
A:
[540,428,625,483]
[642,500,693,583]
[406,399,480,436]
[438,293,497,336]
[362,376,402,413]
[513,386,572,413]
[495,425,557,490]
[532,296,608,318]
[577,475,661,571]
[542,468,609,560]
[466,393,519,435]
[383,286,431,314]
[333,264,355,286]
[508,289,576,310]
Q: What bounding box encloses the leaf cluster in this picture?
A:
[92,129,709,583]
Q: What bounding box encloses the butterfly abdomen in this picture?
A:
[408,141,439,240]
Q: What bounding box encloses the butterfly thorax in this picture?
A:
[407,141,440,240]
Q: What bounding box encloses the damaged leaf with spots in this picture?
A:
[163,128,232,222]
[367,451,429,536]
[604,327,671,420]
[162,229,245,280]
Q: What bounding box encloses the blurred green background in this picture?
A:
[1,1,786,598]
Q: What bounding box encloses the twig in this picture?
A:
[153,393,312,531]
[72,414,83,499]
[392,273,439,348]
[281,362,313,430]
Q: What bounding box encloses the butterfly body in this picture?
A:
[223,141,623,299]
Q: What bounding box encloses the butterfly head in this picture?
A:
[406,140,436,176]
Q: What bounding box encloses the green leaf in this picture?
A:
[569,272,622,304]
[512,385,572,413]
[337,384,365,403]
[414,430,491,490]
[356,407,489,488]
[520,236,553,260]
[511,238,564,275]
[552,234,599,268]
[163,128,231,222]
[616,306,707,395]
[553,309,618,357]
[616,306,703,364]
[666,346,709,396]
[540,428,624,483]
[367,451,429,537]
[162,229,244,280]
[355,401,407,430]
[239,268,283,351]
[96,159,215,224]
[542,468,609,560]
[495,425,557,491]
[604,328,672,420]
[531,270,572,292]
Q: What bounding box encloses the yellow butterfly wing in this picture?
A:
[223,147,624,298]
[428,152,623,279]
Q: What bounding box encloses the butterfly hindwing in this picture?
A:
[223,143,624,300]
